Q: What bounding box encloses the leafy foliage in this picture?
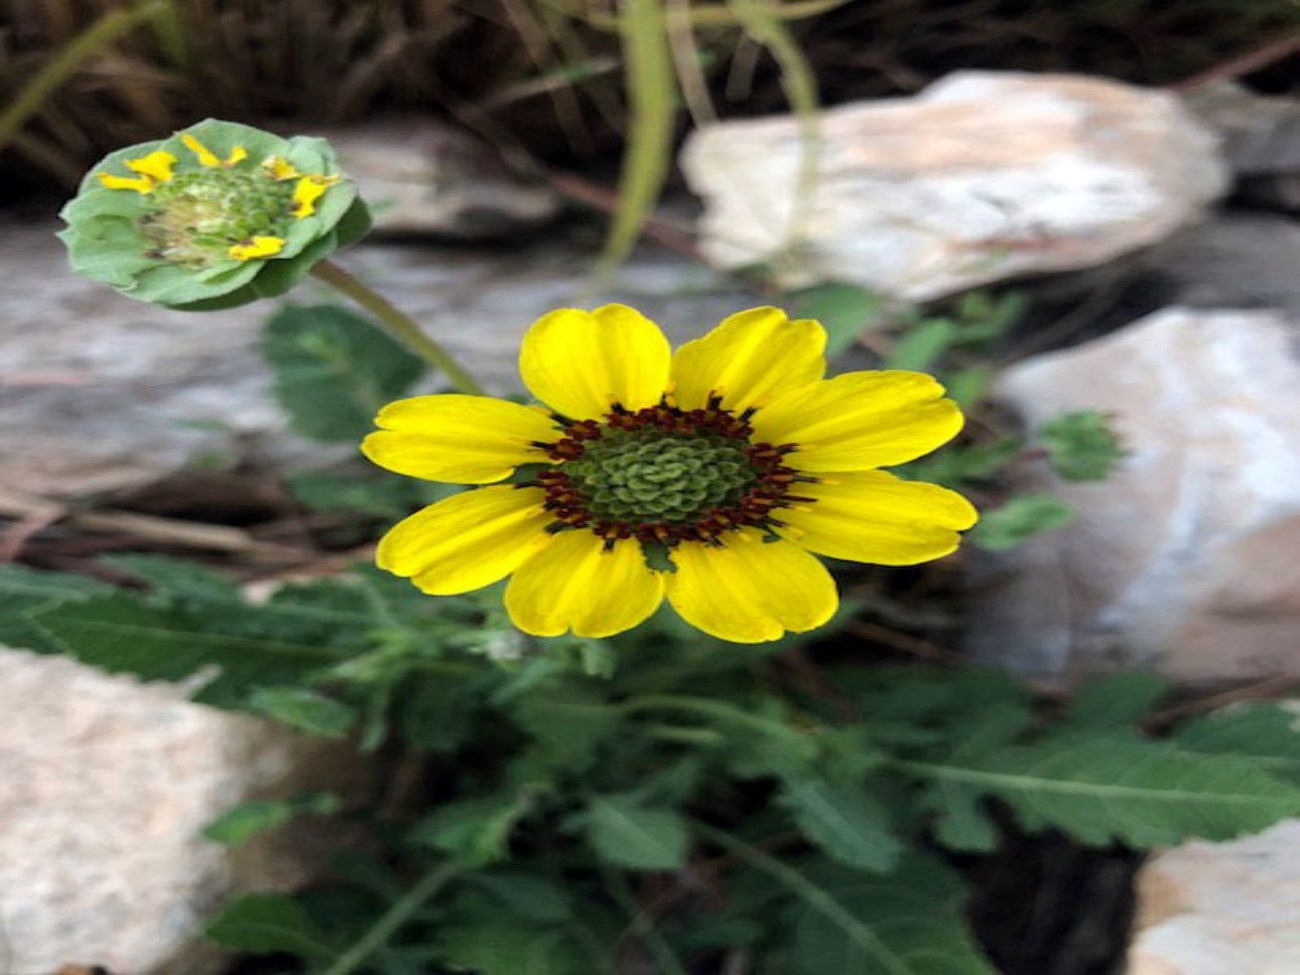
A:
[1038,410,1124,481]
[970,494,1076,552]
[263,303,424,442]
[9,556,1300,972]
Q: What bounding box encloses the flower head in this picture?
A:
[363,306,978,643]
[58,119,370,311]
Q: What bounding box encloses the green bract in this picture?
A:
[58,118,371,311]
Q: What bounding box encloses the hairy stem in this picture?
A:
[310,259,484,395]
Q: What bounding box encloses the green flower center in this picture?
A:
[140,169,295,266]
[564,429,757,524]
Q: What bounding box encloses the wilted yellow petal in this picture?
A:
[228,235,285,260]
[123,150,177,184]
[290,175,340,218]
[261,156,301,181]
[97,173,157,194]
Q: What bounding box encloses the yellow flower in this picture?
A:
[363,306,978,643]
[180,133,247,168]
[96,150,177,193]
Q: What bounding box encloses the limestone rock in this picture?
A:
[1183,81,1300,179]
[682,71,1228,298]
[316,118,563,240]
[0,218,758,498]
[966,306,1300,685]
[1128,819,1300,975]
[0,649,370,974]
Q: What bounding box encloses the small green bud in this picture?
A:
[58,118,372,311]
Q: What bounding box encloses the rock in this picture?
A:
[0,648,371,974]
[1134,212,1300,318]
[1182,81,1300,215]
[965,306,1300,685]
[682,71,1228,299]
[0,218,758,498]
[315,118,564,240]
[1128,818,1300,975]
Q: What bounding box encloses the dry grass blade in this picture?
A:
[0,0,166,152]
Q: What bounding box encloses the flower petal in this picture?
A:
[362,394,560,484]
[181,133,222,167]
[671,307,826,411]
[124,150,177,184]
[750,370,964,471]
[665,531,837,643]
[520,305,671,419]
[97,173,157,194]
[780,470,977,565]
[228,236,284,260]
[291,175,340,219]
[262,156,302,181]
[377,486,551,595]
[506,532,664,638]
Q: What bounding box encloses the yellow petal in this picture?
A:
[506,532,664,638]
[664,531,837,643]
[97,173,156,194]
[671,307,826,411]
[228,235,285,260]
[124,150,177,184]
[377,486,552,595]
[290,175,340,218]
[362,394,560,484]
[262,156,302,181]
[181,133,219,166]
[520,305,671,420]
[780,470,977,565]
[750,371,964,471]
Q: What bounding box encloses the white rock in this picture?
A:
[0,649,368,974]
[682,71,1229,298]
[966,306,1300,684]
[1129,819,1300,975]
[317,119,563,239]
[0,219,757,498]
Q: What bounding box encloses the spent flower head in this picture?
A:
[59,119,370,311]
[363,306,979,644]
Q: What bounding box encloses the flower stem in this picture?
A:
[310,259,484,395]
[322,860,461,975]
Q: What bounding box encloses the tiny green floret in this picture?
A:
[59,119,369,311]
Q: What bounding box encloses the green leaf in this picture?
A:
[778,775,902,872]
[587,794,689,871]
[250,686,357,737]
[885,319,956,371]
[436,917,589,975]
[923,782,999,853]
[412,792,534,867]
[782,854,996,975]
[1065,673,1169,729]
[100,553,241,603]
[970,494,1075,552]
[0,565,113,652]
[263,303,424,443]
[1038,410,1124,481]
[1176,705,1300,783]
[203,893,336,960]
[202,793,341,845]
[510,683,621,772]
[897,437,1021,489]
[27,594,342,709]
[899,737,1300,846]
[786,283,883,358]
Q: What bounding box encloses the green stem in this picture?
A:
[310,259,484,395]
[603,866,691,975]
[0,2,168,152]
[322,860,461,975]
[693,824,908,975]
[619,694,808,745]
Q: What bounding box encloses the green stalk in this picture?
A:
[322,861,461,975]
[0,1,168,152]
[310,260,484,395]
